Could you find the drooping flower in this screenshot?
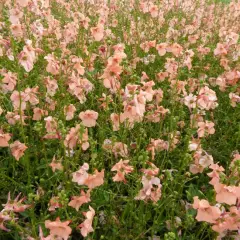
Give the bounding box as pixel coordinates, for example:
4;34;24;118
68;190;91;211
0;212;12;232
77;206;95;237
10;141;27;161
84;169;105;189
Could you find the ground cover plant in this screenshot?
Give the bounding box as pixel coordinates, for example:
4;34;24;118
0;0;240;239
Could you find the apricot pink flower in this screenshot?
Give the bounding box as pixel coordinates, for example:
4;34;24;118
91;24;104;41
10;24;23;38
9;8;23;24
43;116;59;139
197;121;215;138
190;151;214;174
44;77;58;96
49;156;63;172
188;138;201;152
72;163;89;185
140;162;159;176
149;5;158;17
68;190;91;211
214;43;228;56
44;53;60;75
0;212;11;232
79;110;98;127
2;192;31;213
10;141;27;161
72;57;85;75
64;104;76;121
156;43;168;56
0;130;11;147
167;43;183;57
24;87;39;105
18;40;37;72
184;94;197;109
33;108;47;121
110;113;120;131
135;175;162;203
85;169;105;189
147;139;169;160
111;159;134;183
192;196;221;223
208;163;225;185
212;206;240;234
45;217;72;240
112;142;128;158
156;71;168;82
197;86;218;110
229;92;240;107
10;90;28;111
214;183;239;205
16;0;29;7
1;71;17;92
64;125;80;149
78;206;95;237
48;197;62;212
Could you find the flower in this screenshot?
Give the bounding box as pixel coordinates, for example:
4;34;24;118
79;110;98;127
156;43;168;56
84;169;105;189
140;162;159;176
68;190;91;211
77;206;95;237
44;53;60;75
45;217;72;240
197;86;218;110
16;0;29;7
10;141;27;161
184;94;197;109
0;212;11;232
214;183;239;205
33;108;47;121
49;156;63;172
0;130;11;147
2;192;31;213
135;175;162;203
48;197;62;212
91;24;104;41
197;121;215;138
192;196;221;223
72;163;104;189
214;43;228;56
72;163;89;185
111;159;134;183
110;113;120;131
64;104;76;121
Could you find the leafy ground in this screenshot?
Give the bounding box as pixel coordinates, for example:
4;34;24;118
0;0;240;239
